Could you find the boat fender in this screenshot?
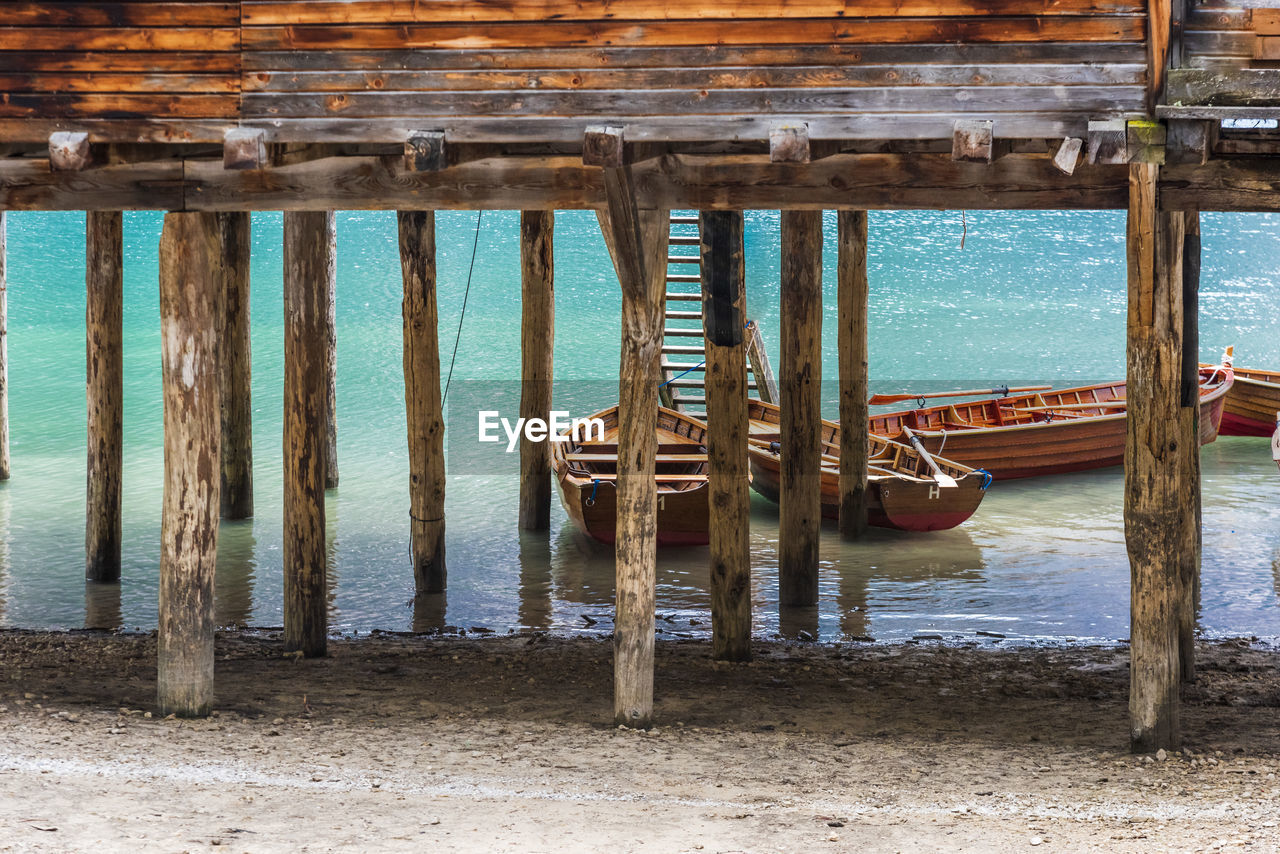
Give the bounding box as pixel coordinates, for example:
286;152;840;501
769;441;781;454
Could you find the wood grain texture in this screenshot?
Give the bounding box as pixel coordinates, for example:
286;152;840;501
778;209;823;607
519;210;555;531
323;219;339;490
157;211;222;718
699;209;751;662
0;28;239;52
399;210;447;594
5;3;239;27
85;211;124;582
1125;162;1186;754
0;213;6;480
837;210;870;540
596;165;669;727
1179;209;1201;684
218;212;253;519
283;211;331;657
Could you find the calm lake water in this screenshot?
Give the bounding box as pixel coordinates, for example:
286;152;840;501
0;209;1277;644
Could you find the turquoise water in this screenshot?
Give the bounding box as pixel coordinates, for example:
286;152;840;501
0;209;1277;643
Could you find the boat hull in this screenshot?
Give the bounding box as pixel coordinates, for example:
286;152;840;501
1219;370;1280;437
555;476;710;546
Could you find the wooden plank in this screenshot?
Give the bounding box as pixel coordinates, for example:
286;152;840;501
1166;68;1280;105
244;0;1146;24
223;128;267;170
1050;136;1084;174
0;118;235;145
699;209;751;662
283;211;332;658
157;211;222;718
399;210;447;594
1255;8;1280;34
0;28;239;52
0;212;7;481
1127;119;1166;165
1164;158;1280;211
952;119;994;162
1088;118;1129;164
218;212;253;519
49;132;93;172
0;73;239;95
837;210;869;540
1183;29;1252;59
241;64;1147;93
243;19;1148;51
85;210;124;583
4;3;239;27
1149;0;1173;108
519;210;555;532
1125;161;1185;753
770;123;810;163
0;52;240;74
778;209;823;608
0;94;237;120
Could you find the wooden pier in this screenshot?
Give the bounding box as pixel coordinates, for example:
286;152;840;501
0;0;1276;751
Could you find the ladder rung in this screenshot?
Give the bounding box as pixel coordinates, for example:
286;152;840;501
666;274;700;283
663;328;704;337
664;361;756;376
673;395;707;406
666;377;757;390
661;345;705;355
665;292;701;301
669;215;699;224
669;236;700;246
665;310;702;320
667;255;700;265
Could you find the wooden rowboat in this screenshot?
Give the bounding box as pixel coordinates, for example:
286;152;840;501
1217;366;1280;438
746;400;989;532
867;366;1234;480
552;405;710;546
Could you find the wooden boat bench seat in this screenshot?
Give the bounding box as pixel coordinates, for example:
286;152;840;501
566;453;709;463
564;473;709;483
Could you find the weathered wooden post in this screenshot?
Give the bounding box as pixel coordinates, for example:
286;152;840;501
519;210;555;531
85;211;123;582
399;210;447;594
219;212;254;520
778;210;823;607
1179;209;1202;683
837;210;870;539
157;211;223;717
0;211;8;482
283;211;332;658
324;217;339;490
700;210;751;661
1125;163;1187;752
588;125;669;727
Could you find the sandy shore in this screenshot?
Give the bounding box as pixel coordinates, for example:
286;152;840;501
0;630;1277;853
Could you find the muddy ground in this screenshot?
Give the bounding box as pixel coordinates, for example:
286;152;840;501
0;630;1277;853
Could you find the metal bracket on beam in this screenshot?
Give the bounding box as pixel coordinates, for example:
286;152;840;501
769;122;811;164
952;120;994;163
1127;120;1168;165
1087;120;1129;165
583;125;625;168
405;131;447;172
223;128;267;171
49;132;93;172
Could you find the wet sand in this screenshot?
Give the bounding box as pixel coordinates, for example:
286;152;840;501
1;631;1278;853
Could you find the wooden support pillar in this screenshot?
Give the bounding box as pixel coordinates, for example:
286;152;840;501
519;210;555;531
1179;208;1202;683
218;212;254;520
700;209;751;662
0;211;8;482
593;128;669;727
778;210;823;607
283;211;332;658
837;210;870;540
1125;163;1187;753
323;216;339;490
157;211;222;717
398;210;447;594
85;211;123;582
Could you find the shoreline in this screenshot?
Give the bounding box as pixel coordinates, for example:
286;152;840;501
1;630;1278;851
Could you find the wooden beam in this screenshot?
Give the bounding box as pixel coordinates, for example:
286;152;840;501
583;125;625;168
85;211;123;583
952;119;994;163
769;123;810;164
595;143;668;727
837;210;870;540
157;211;222;718
283;211;332;658
405;131;447;172
519;210;555;531
49;131;93;172
1088;120;1129;165
778;209;823;607
1165;119;1214;167
1127;120;1167;165
700;209;751;662
399;210;447;594
1125;161;1185;754
323;219;339;490
223;128;267;171
218;212;253;519
1149;0;1173;110
1049;137;1083;175
0;212;8;481
1179;208;1201;684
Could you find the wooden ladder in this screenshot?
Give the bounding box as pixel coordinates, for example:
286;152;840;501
660;212;778;415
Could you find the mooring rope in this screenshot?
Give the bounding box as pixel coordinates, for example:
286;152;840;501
442;209;484;407
657;359;706;390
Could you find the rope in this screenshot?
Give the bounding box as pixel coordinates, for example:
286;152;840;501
977;468;993;490
442;209;483;407
586;479;600;507
658;359;705;390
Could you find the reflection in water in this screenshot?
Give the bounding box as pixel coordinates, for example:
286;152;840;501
326;507;339;623
84;580;122;630
517;530;553;631
778;604;819;640
215;520;257;628
412;591;447;633
1273;546;1280;604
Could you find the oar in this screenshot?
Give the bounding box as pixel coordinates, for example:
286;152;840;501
900;426;958;488
868;384;1054;406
